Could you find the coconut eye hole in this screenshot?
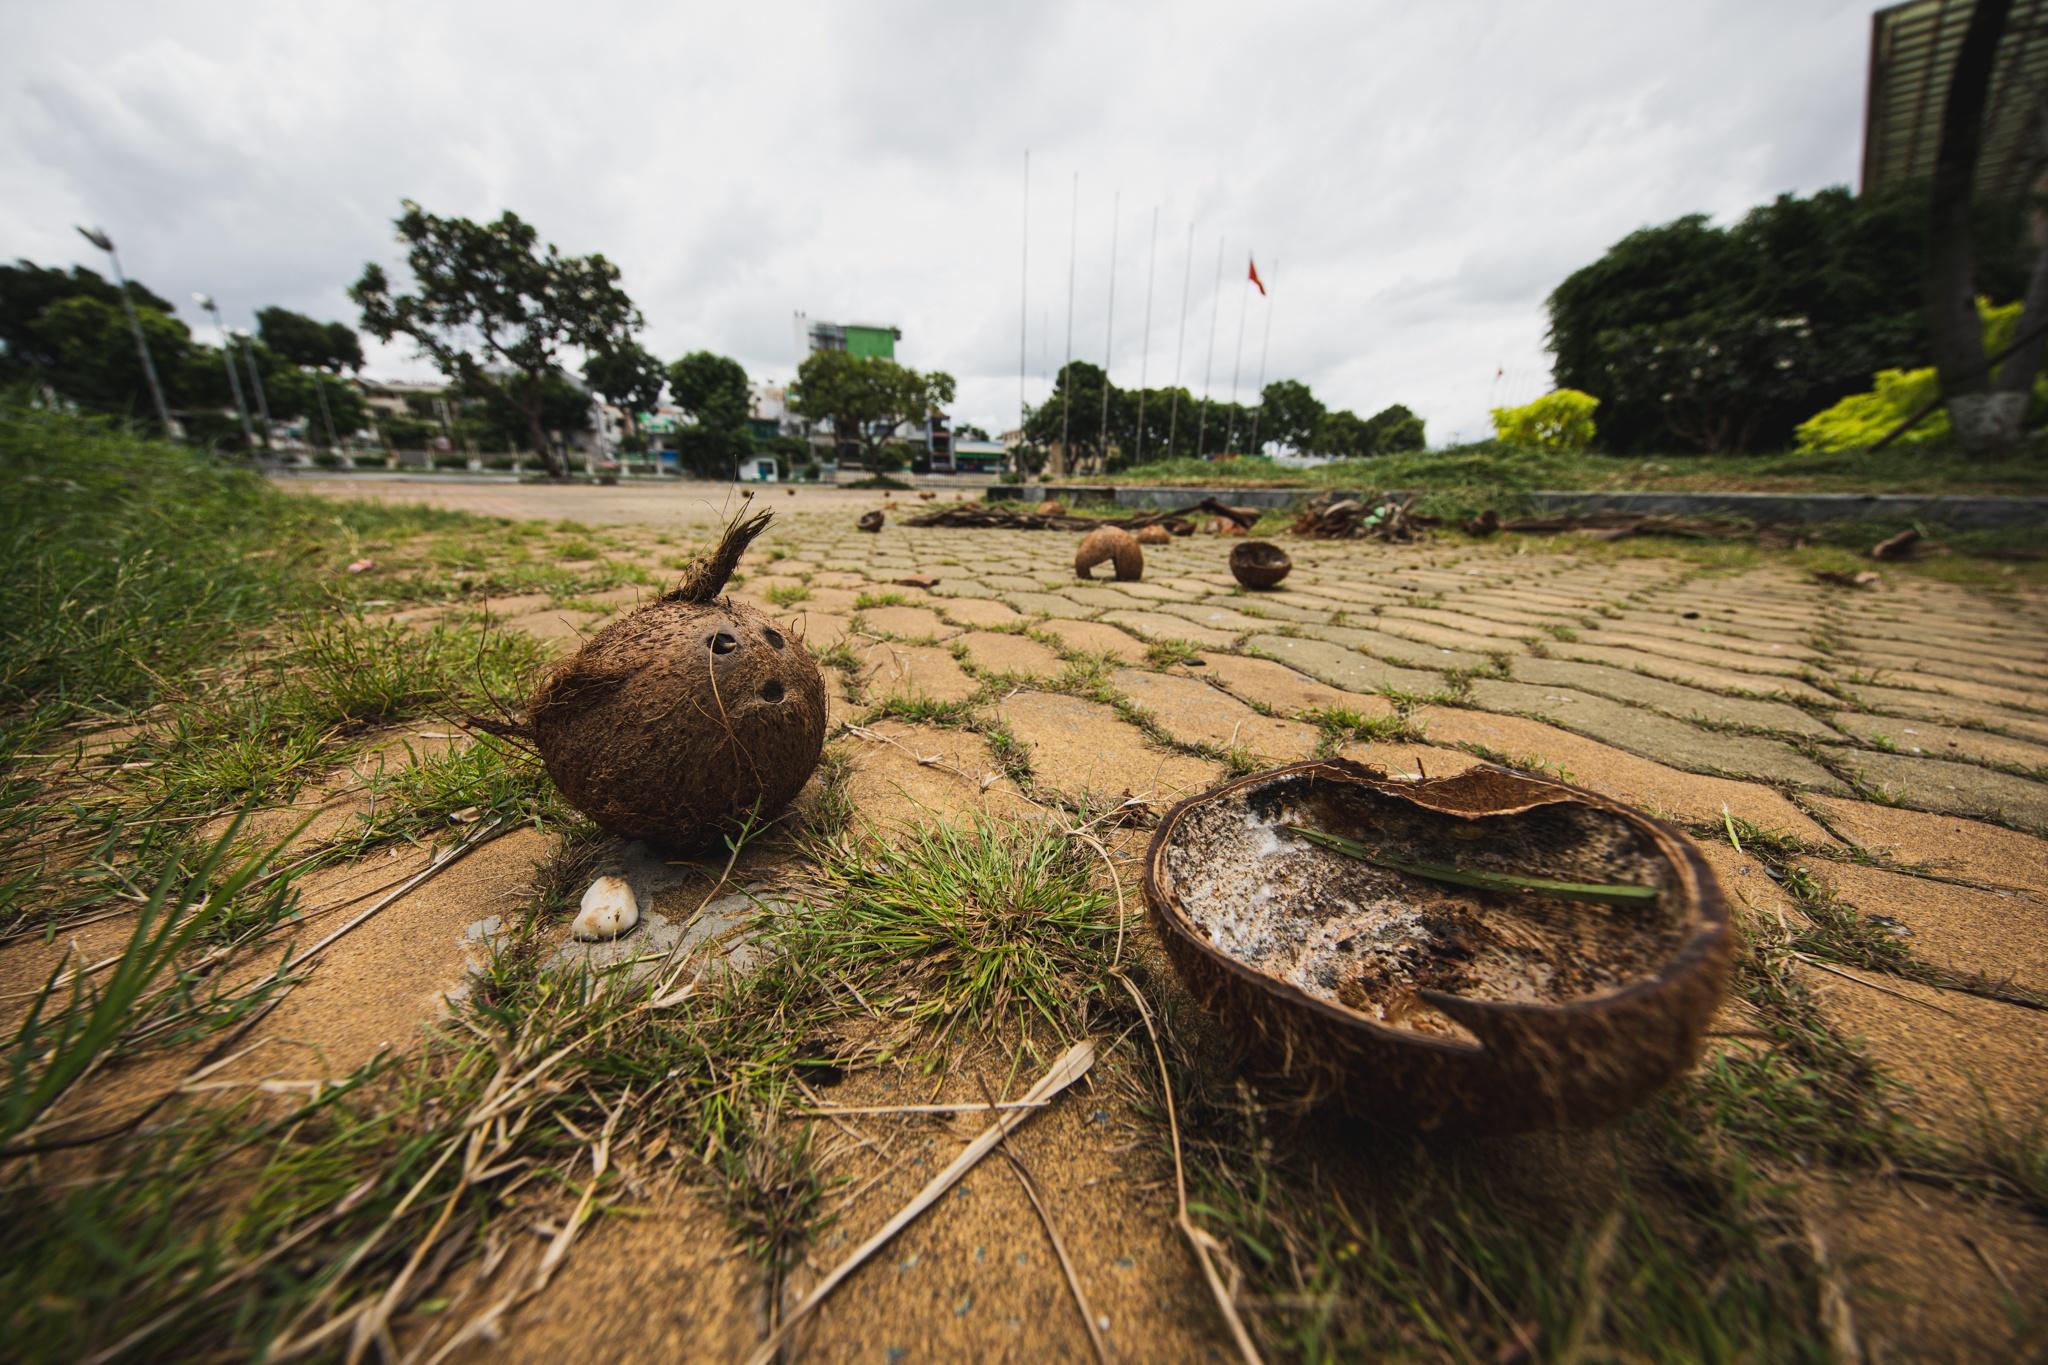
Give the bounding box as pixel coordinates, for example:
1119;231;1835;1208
762;627;785;650
709;630;739;655
760;679;786;703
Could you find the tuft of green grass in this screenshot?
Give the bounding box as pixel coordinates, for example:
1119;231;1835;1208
853;591;908;610
1305;706;1421;748
1143;638;1204;668
763;584;811;606
789;820;1114;1038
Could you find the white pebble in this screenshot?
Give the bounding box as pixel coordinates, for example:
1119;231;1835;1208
572;875;639;941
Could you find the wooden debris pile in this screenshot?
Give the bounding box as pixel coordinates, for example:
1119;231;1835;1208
904;495;1262;535
1291;492;1436;542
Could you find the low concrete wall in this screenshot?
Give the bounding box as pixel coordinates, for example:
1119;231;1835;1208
987;484;2048;528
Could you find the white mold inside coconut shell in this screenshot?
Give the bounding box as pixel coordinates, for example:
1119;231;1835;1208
1160;774;1689;1041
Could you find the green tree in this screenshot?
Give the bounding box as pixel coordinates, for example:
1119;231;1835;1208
584;340;667;453
788;350;955;470
350;201;642;476
667;350;752;478
1547;183;2032;452
1021;361;1112;468
1361;403;1425;453
27;296;196;426
256;306;363;373
1258;379;1324;454
1310;409;1373;459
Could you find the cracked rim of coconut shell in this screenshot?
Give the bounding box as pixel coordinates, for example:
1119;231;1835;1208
1141;759;1728;1054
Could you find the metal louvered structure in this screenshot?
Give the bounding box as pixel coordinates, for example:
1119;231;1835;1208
1861;0;2048;196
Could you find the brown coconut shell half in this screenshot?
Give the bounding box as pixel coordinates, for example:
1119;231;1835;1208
1143;760;1730;1133
1230;540;1292;590
1036;499;1067;517
529;509;828;848
1135;524;1173;545
857;510;884;533
1075;526;1143;581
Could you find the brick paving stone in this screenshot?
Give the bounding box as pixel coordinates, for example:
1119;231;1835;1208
956;631;1067;679
1002;591;1097;619
1334;741;1484;779
1152;601;1277;634
1376;606;1541;641
1844;642;2048;686
1064;585;1153;611
835;721;1036;831
792;612;853;652
1802;859;2047;991
1362;615;1527;657
1415;707;1831;839
1101;611;1240;649
1111;669;1323;761
1601;614;1821;657
929;579;1000;599
1807;796;2048;894
856;641;978;705
1568;628;1817;677
1242;635;1443;697
507;609;603;646
1830;710;2048;772
1035;618;1151;663
938;598;1026;628
1507;657;1839;739
1834;750;2048;827
1845;684;2048;747
1798;965;2047;1141
999;691;1221;804
857;604;957;640
1304;624;1494;672
1543;642;1833;704
1181;653;1396;719
980;574;1043;591
478;591;552;618
1859;669;2042;712
1225;599;1348;626
1461;680;1837;788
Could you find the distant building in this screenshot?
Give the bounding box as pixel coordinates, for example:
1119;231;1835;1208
947;439;1008;474
805;320;901;360
1862;0;2048;198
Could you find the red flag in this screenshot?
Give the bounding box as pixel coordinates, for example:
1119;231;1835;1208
1248;256;1266;295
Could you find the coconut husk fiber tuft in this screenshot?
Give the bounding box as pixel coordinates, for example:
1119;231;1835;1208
529;506;827;848
1143;760;1730;1133
1075;526;1143;580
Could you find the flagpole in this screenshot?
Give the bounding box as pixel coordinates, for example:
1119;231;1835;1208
1195;235;1224;459
1223;255;1251;455
1097;189;1119;472
1018;149;1029;446
1167;219;1193;459
1059;171;1077;477
1247;258;1277;457
1134;205;1158;465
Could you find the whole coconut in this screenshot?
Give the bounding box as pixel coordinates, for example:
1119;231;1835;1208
1075;526;1143;581
529;508;827;848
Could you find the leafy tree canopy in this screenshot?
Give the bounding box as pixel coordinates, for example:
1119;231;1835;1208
256;306;364;373
351;201;642;475
788;350;954;467
1546;183;2033;452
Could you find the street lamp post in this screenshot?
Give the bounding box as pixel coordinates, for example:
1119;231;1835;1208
230;327;274;453
76;226;172;435
193;294;256;450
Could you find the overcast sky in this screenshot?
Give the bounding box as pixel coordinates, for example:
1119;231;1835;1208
2;0;1876;445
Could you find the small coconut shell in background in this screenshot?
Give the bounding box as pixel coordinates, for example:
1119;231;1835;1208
1143;760;1730;1133
1135;524;1173;545
530;509;828;848
1036;500;1067;516
857;510;884;533
1075;526;1144;581
1230;540;1292;590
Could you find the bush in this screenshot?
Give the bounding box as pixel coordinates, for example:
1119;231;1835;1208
431;453;468;470
311;452;344;468
1795;298;2043;453
484;456;517;471
1492;390;1600;452
352;453;387;468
